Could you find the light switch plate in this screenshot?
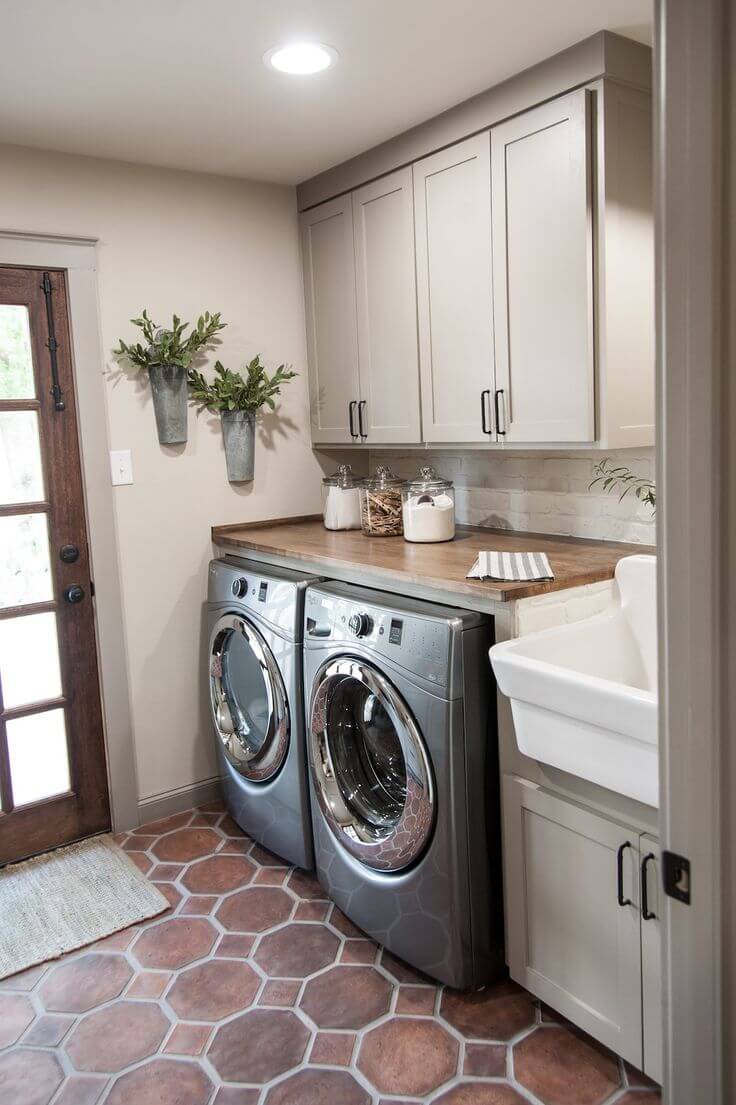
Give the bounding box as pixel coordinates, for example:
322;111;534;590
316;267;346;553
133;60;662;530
110;449;133;486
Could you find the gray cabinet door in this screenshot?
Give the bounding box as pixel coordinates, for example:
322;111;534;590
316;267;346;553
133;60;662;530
503;775;643;1066
300;196;361;444
640;833;662;1084
491;90;595;443
353;169;421;443
413;134;495;443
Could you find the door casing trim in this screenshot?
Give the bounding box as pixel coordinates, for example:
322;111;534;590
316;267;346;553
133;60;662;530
0;230;139;832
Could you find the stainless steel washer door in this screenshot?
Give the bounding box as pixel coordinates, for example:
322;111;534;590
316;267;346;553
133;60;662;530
309;657;435;872
209;613;289;782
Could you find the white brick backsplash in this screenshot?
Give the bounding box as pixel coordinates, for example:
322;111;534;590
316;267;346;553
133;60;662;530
515;579;618;636
370;448;656;546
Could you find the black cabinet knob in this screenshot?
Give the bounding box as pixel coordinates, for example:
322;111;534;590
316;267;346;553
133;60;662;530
64;584;85;604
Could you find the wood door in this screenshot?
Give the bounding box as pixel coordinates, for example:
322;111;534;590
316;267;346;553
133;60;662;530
413;133;496;443
352;168;421;443
502;776;643;1066
0;266;109;865
640;833;662;1084
491;89;595;443
300;195;361;444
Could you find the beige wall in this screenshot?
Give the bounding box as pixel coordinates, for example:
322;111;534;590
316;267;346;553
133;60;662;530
0;142;324;807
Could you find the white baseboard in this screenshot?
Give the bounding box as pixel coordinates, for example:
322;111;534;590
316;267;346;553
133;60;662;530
134;776;223;830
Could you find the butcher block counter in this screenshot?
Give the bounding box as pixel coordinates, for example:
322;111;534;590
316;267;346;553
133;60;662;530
211;516;653;614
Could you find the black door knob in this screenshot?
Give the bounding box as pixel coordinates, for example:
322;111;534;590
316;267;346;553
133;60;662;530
60;544;80;564
64;585;85;604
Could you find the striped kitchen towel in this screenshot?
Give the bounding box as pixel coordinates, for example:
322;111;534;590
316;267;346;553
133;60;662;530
467;551;554;582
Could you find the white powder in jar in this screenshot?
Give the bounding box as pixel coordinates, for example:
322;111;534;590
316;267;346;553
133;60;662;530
402;493;455;543
323;484;362;530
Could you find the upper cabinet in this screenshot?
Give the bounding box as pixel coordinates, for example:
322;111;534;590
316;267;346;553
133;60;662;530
491;90;595;443
301;196;360;445
300;172;422;446
299;71;654;451
353;169;421;443
413;135;495;443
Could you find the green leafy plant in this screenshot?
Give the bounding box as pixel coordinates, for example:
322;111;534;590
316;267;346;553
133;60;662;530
114;309;225;370
187;357;297;414
590;459;656;511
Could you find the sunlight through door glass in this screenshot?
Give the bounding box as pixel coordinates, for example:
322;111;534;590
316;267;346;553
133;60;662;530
0;305;35;400
0;612;62;709
0;411;45;505
0;513;53;608
7;709;71;806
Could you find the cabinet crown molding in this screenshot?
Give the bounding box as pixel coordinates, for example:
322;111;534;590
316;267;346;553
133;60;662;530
296;30;651;212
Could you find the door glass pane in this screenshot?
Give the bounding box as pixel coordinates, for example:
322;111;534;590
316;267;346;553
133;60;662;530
0;305;35;400
0;612;62;709
0;411;45;504
0;513;53;608
6;709;71;806
326;675;407;832
214;627;271;757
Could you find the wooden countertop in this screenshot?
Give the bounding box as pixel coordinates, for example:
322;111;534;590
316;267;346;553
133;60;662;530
211;516;653;604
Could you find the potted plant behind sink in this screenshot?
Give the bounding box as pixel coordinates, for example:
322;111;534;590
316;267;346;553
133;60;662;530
188;357;296;482
114;310;225;444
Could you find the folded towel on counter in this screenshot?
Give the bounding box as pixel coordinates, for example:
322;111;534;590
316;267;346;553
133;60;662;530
467;551;554;582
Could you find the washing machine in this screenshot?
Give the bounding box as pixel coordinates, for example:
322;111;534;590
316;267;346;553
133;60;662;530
207;556;318;869
304;580;505;989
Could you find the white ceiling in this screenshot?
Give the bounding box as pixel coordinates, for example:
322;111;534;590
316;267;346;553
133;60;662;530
0;0;652;185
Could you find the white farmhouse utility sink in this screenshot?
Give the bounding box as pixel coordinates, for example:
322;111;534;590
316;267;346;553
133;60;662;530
490;555;658;807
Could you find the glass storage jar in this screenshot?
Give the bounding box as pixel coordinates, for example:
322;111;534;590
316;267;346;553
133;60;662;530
360;465;404;537
401;466;455;543
322;464;362;531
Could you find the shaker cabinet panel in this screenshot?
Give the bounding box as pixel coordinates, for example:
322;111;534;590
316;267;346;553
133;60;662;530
503;776;643;1067
491;90;595;443
413;134;496;443
353;169;421;443
300;196;361;444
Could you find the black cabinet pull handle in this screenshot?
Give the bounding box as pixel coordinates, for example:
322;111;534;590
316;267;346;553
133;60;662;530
641;852;657;920
357;400;367;440
494;389;506;435
480;389;492;435
617;841;633;906
348;400;358;439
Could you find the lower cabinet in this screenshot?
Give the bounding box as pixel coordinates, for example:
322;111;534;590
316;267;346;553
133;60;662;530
502;776;662;1080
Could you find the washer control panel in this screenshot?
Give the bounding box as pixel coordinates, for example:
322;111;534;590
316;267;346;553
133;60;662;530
305;588;454;689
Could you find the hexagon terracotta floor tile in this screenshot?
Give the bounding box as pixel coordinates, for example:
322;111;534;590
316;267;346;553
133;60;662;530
0;804;663;1105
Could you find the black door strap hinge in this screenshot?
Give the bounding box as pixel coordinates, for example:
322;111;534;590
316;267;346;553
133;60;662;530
663;850;691;904
40;271;65;412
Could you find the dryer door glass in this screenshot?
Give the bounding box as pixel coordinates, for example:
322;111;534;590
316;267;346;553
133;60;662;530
309;657;434;872
209;614;289;782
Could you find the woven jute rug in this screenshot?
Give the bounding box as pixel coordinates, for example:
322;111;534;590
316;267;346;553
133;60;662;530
0;834;168;980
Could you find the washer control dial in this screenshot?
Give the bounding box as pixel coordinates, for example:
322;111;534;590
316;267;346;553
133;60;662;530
348;612;372;638
231;577;249;599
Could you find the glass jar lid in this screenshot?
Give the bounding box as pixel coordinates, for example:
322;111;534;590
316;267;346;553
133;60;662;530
405;465;453;493
323;463;360;489
363;464;404;491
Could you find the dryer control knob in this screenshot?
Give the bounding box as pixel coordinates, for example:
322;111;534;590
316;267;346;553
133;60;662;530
231;577;248;599
348;612;372;637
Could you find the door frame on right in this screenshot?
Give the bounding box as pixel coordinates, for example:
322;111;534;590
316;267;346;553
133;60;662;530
655;0;735;1101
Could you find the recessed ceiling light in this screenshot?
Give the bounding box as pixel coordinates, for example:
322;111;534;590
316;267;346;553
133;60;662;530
264;42;338;75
